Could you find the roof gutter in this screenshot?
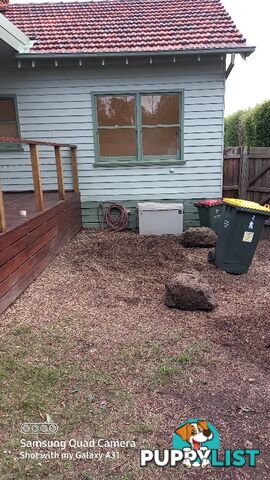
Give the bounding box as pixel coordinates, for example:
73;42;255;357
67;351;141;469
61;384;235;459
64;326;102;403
15;46;256;59
225;53;236;79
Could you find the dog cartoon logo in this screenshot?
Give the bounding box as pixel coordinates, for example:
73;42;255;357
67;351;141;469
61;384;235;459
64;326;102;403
176;420;213;451
172;418;220;468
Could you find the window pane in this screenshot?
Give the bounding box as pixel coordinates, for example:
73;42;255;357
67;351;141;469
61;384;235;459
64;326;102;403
0;99;16;122
141;94;180;125
97;96;135;126
99;128;136;157
142;127;179;156
0;123;18;137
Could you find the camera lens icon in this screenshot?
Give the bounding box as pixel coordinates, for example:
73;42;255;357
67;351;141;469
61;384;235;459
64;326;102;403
48;424;58;434
20;423;31;434
20;423;58;434
40;424;49;433
31;424;39;434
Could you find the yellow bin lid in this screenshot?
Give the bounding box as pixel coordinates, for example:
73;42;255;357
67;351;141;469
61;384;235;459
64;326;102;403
223;197;270;214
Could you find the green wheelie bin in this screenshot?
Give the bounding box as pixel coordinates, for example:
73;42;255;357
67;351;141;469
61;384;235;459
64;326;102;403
212;198;270;274
194;199;223;233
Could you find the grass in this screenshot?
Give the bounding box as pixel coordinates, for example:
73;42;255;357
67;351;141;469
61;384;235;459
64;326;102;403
0;325;140;479
152;343;209;387
0;350;70;416
177;345;201;364
0;321;212;479
13;326;32;336
130;424;154;435
156;365;177;382
0;331;201;479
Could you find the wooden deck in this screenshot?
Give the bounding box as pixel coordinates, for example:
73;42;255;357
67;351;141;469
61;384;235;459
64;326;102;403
0;191;82;314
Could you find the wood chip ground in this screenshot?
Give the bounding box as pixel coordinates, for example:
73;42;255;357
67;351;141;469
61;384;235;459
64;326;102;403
0;230;269;479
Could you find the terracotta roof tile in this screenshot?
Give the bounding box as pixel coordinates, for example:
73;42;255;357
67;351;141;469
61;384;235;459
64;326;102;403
3;0;249;54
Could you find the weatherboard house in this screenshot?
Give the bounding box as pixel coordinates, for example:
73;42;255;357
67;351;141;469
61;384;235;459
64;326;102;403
0;0;254;229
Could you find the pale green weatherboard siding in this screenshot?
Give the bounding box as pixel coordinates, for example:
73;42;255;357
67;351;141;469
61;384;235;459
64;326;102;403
0;58;225;228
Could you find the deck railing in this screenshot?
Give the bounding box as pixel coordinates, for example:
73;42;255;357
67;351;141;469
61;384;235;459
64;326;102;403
0;136;79;233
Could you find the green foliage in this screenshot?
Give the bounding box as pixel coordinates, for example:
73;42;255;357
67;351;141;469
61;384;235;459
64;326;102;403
252;101;270;146
224;110;244;147
224;100;270;147
243;109;256;147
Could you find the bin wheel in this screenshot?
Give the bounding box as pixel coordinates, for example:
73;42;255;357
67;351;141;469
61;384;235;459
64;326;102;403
208;250;215;264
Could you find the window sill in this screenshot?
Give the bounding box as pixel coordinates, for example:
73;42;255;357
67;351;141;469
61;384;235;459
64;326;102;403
94;160;186;168
0;146;24;153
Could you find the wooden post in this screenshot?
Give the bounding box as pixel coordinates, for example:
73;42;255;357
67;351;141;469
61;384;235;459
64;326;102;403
71;147;79;193
30;144;44;212
54;146;65;200
0;183;6;233
239;146;249;199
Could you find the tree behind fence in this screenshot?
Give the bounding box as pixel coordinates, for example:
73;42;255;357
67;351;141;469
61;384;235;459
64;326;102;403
224;100;270;147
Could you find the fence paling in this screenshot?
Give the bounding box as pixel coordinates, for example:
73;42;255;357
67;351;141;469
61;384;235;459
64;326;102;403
30;144;44;212
54;146;65;201
239;147;249;199
71;147;79;193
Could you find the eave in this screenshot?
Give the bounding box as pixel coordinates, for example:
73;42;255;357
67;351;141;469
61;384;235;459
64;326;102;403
0;12;33;53
15;46;256;60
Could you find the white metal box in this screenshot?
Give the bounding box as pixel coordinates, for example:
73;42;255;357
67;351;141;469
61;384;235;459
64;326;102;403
137;202;184;235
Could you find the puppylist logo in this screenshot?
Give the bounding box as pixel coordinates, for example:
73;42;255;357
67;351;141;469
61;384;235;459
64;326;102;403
140;419;260;469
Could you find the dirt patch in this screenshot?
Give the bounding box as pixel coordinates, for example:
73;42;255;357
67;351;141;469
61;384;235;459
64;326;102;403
0;230;269;480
